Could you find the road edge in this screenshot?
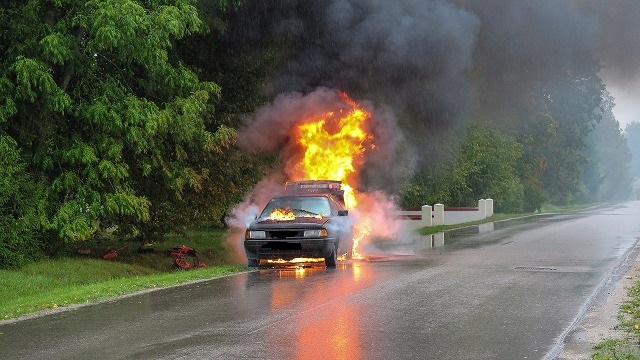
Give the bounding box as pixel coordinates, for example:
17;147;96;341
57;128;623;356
547;235;640;359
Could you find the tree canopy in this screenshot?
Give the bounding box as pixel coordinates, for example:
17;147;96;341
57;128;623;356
626;122;640;179
0;0;239;264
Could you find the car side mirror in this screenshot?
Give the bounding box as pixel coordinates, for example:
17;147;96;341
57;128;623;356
338;210;348;216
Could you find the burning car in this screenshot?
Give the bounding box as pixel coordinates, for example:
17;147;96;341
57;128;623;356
244;180;353;268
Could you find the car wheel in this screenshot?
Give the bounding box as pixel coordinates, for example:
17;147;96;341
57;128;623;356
325;247;337;268
247;258;259;267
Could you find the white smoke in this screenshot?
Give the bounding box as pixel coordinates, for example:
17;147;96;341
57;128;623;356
224;175;286;261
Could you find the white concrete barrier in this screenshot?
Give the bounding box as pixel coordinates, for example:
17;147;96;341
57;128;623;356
394;199;493;230
390;205;433;231
433;204;444;225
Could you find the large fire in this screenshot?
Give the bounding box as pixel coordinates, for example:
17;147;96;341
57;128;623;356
290;92;373;259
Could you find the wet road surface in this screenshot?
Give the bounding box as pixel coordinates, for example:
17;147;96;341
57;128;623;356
1;202;640;359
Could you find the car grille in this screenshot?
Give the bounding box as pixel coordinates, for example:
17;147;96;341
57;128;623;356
266;230;304;239
261;241;303;251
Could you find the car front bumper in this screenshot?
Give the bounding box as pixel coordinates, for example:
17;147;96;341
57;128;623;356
244;237;338;261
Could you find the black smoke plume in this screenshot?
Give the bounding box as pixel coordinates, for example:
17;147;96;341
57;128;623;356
230;0;640;181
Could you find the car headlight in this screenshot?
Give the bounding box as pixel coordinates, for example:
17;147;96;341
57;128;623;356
303;229;328;238
246;230;266;239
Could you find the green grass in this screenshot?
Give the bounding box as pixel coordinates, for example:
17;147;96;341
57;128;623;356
592;282;640;359
66;229;236;272
592;339;640;360
417;203;595;236
0;229;246;321
418;213;530;235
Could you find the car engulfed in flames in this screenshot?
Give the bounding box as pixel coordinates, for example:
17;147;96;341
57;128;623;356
244;180;353;268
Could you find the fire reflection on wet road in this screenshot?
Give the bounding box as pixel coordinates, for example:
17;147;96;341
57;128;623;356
1;202;640;360
262;264;366;360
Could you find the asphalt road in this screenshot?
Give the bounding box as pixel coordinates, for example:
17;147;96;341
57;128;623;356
2;202;640;360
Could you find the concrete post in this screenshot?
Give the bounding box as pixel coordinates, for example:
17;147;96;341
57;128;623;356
421;205;433;227
433;203;444;225
422;234;433;249
486;199;494;217
433;232;445;247
478;199;487;220
479;222;494;232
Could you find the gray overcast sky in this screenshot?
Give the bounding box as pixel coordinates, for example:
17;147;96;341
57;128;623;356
605;76;640;129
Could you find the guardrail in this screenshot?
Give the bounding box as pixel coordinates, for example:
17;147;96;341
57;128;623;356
391;199;494;231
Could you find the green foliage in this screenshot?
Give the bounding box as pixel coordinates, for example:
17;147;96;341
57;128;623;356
0;135;47;268
626;122;640;178
580;92;632;202
399;125;528;213
453;125;525;212
592;339;640;360
0;0;243;255
0;228;242;319
592;279;640;359
537;62;605;205
522;182;547;212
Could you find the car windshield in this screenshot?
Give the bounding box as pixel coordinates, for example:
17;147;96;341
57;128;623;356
259;196;332;218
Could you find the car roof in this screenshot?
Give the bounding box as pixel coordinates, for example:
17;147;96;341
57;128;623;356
284;180;345;204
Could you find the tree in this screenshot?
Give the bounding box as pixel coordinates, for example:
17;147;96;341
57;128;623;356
536;63;605;205
580;92;632;202
0;135;47;268
450;125;525;212
626;122;640;179
399;125;527;213
0;0;236;248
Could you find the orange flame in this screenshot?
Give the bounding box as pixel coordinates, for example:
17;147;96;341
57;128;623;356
266;258;324;265
268;208;296;221
291;93;373;259
268;208;323;221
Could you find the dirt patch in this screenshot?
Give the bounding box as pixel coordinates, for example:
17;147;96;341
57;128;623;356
558;258;640;359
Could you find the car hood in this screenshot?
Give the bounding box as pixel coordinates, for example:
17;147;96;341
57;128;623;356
249;216;329;229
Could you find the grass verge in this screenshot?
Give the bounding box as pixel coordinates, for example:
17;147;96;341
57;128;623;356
0;229;246;321
418;213;530;235
418;203;596;236
592;282;640;359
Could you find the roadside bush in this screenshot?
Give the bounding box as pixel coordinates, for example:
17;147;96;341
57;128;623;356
522;182;548;213
491;176;525;213
0;135;46;268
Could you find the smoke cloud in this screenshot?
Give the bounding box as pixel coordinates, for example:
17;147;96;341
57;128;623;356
454;0;640;125
231;0;640;127
225;1;640;259
261;0;480;129
238;87;402;191
576;1;640;126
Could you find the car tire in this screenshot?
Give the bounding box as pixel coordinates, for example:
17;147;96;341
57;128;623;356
325;247;337;268
247;258;259;267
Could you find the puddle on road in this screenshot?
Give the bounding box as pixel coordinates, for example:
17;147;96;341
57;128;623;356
362;213;587;258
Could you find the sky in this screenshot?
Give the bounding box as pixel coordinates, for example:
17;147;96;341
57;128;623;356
605;76;640;129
